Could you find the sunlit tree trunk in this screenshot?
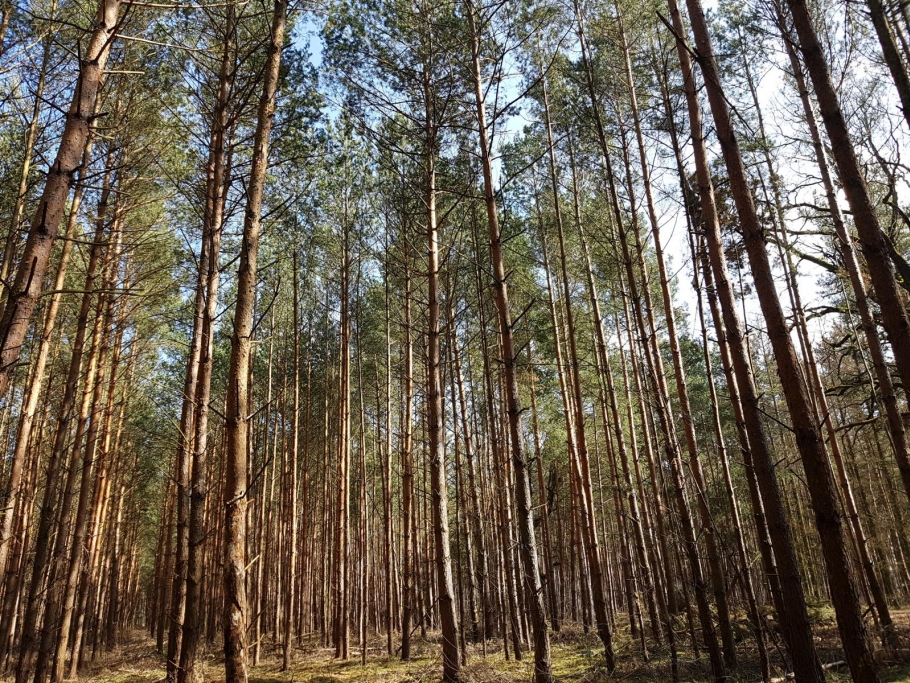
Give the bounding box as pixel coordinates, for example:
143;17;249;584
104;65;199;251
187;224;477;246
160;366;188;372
425;97;461;679
466;7;551;679
223;0;287;678
180;29;232;683
0;0;122;398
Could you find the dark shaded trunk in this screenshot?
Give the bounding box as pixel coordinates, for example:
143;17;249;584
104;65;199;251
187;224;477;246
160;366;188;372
679;0;880;678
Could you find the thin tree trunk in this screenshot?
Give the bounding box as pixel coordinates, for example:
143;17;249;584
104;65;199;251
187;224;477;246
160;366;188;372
383;248;395;655
538;61;615;672
51;223;122;683
180;18;232;677
528;351;559;634
333;202;351;661
400;247;414;661
223;0;287;678
425;72;461;679
0;7;54;301
0;0;122;398
864;0;910;130
283;250;301;670
678;0;880;678
466;8;551;680
662;3;827;677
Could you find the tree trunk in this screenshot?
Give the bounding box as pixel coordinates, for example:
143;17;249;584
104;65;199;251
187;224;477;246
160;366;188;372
466;7;551;680
0;8;53;302
400;247;414;661
180;16;232;677
680;0;880;678
538;59;615;671
223;0;286;678
0;0;122;398
333;201;351;661
283;249;301;670
425;71;462;680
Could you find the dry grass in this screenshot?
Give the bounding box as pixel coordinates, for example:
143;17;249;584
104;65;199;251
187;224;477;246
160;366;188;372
8;616;910;683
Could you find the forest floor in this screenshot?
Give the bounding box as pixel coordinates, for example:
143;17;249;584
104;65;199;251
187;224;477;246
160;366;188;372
19;614;910;683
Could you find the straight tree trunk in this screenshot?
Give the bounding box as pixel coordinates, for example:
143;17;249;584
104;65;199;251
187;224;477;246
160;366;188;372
0;0;122;398
740;27;897;645
447;300;481;644
383;249;395;655
283;250;301;670
572;7;724;671
466;8;551;680
679;0;880;678
451;312;489;646
615;12;738;665
783;0;910;409
400;248;415;661
222;0;287;678
333;204;351;661
528;353;560;633
566;145;661;649
180;16;232;677
864;0;910;131
424;76;462;678
50;222;122;683
538;61;615;672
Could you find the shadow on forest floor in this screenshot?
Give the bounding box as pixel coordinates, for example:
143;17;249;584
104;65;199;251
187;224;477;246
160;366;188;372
7;615;910;683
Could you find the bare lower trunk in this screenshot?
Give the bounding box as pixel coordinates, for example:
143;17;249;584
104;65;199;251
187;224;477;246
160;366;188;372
538;57;615;671
664;1;825;677
467;9;550;679
400;252;414;662
283;251;300;670
180;20;232;677
681;0;880;678
425;80;461;680
223;0;286;679
333;206;350;661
